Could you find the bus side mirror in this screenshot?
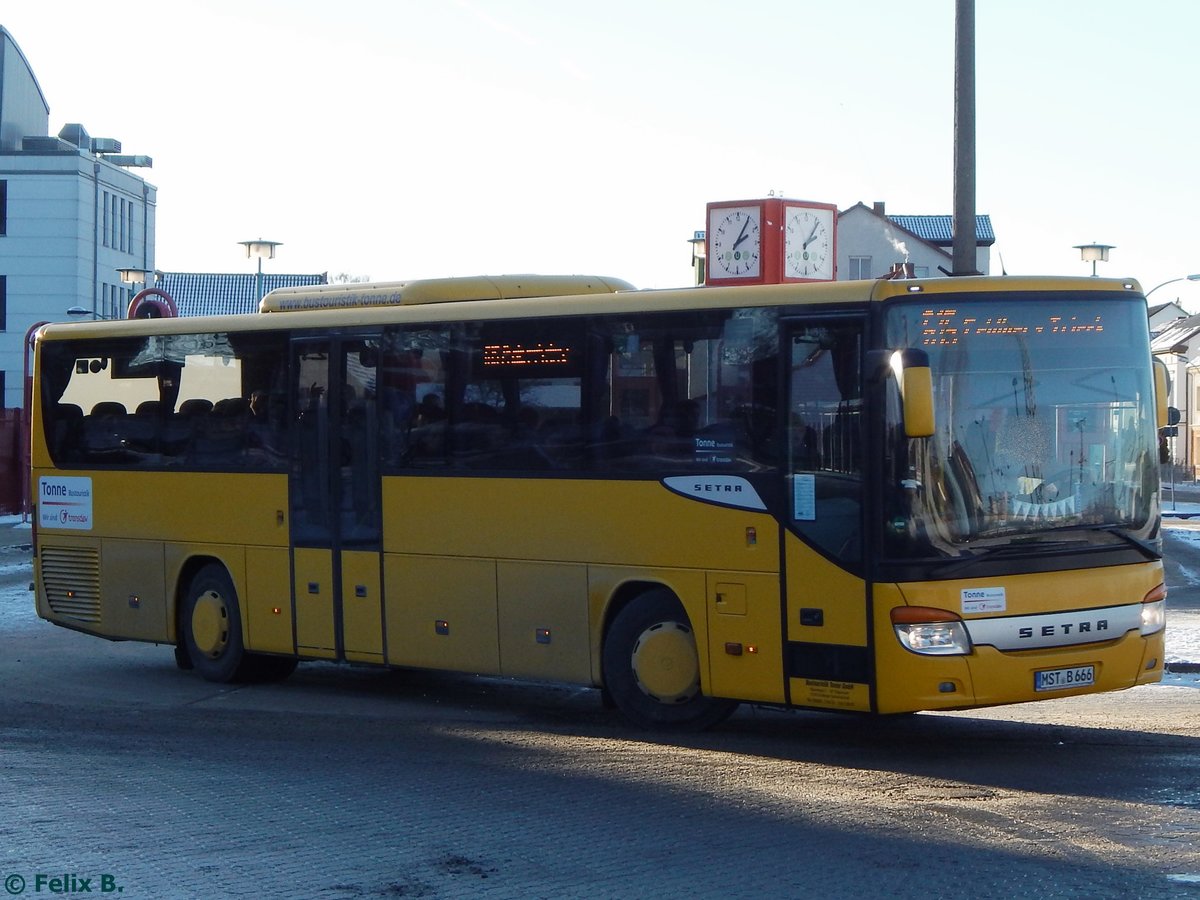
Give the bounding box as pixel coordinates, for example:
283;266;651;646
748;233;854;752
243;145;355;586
891;349;935;438
1153;358;1171;429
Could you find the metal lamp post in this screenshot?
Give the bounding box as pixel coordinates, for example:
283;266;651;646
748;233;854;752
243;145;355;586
239;239;282;301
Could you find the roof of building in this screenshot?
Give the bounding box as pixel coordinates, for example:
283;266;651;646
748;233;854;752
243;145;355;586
1149;300;1188;318
0;26;51;125
887;214;995;245
156;272;328;316
1150;313;1200;357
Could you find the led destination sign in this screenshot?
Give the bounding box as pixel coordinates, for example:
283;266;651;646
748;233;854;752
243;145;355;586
918;307;1106;347
482;342;574;367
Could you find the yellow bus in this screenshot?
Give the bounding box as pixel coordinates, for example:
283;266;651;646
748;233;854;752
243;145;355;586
29;273;1168;728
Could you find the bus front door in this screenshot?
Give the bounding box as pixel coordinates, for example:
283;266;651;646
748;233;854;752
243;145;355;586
289;337;384;663
784;318;872;713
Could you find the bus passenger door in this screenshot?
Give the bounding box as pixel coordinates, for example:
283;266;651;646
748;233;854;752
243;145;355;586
290;337;384;663
784;319;872;713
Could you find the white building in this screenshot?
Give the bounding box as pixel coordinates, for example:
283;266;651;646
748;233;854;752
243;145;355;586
0;26;157;409
837;201;993;280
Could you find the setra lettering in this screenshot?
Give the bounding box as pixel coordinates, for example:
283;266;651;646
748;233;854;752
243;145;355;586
693;483;742;494
1019;619;1109;640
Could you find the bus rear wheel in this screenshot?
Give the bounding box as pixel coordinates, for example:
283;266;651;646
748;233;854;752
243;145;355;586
603;589;738;730
181;563;251;683
181;565;298;683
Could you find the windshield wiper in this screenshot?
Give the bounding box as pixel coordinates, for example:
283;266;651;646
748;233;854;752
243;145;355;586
939;527;1160;573
1086;524;1160;561
938;539;1092;575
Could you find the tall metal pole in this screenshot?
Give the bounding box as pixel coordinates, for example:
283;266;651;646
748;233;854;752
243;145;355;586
952;0;978;276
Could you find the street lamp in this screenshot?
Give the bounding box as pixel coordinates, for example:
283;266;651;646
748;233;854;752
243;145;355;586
238;239;282;301
689;230;706;286
116;267;155;287
1145;273;1200;299
1074;242;1114;276
66;306;117;319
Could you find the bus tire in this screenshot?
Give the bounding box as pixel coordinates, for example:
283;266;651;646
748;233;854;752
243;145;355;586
602;589;738;730
181;563;250;683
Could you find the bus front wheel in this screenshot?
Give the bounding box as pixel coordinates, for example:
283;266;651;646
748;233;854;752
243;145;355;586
181;563;249;683
602;590;738;730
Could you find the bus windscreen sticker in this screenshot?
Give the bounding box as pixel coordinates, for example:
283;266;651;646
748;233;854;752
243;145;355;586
793;474;816;521
662;476;767;511
962;587;1006;614
39;476;93;530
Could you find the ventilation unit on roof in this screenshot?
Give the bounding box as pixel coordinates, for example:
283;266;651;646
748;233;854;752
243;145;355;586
91;137;122;153
105;155;153;168
58;123;91;147
22;135;75;152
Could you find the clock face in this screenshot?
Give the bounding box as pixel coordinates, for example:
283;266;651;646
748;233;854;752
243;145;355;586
784;206;834;280
709;206;762;279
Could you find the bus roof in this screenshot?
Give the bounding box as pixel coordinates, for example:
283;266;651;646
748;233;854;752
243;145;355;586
258;274;637;312
35;274;1144;342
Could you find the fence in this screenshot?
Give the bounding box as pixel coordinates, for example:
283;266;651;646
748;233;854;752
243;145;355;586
0;409;23;515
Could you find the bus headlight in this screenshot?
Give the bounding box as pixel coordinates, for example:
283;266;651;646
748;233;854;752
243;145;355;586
1140;601;1165;636
1140;584;1166;636
892;607;971;656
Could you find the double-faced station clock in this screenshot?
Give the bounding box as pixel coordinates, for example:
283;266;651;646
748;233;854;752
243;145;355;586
705;198;838;285
708;204;763;281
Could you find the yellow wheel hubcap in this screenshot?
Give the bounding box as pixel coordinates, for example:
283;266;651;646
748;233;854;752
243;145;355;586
630;621;699;703
191;590;229;659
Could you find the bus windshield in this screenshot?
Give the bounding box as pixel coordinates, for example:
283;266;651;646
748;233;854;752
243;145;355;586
882;293;1159;560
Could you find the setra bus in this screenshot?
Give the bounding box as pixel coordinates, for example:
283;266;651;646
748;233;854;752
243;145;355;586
29;273;1168;728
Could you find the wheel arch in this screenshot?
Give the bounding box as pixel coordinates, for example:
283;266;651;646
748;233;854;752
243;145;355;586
601;579;686;647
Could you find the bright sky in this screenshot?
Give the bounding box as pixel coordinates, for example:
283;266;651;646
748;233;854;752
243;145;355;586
5;1;1200;303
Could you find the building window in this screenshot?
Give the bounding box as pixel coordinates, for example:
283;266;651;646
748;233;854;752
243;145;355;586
0;180;7;235
0;275;6;331
848;256;872;279
102;192;110;248
127;200;135;255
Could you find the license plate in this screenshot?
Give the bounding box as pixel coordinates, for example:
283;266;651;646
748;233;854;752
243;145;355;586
1034;665;1095;692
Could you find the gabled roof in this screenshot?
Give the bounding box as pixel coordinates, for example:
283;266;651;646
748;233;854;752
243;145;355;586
1149;300;1188;318
837;202;994;254
157;272;328;317
887;214;995;246
1150;313;1200;356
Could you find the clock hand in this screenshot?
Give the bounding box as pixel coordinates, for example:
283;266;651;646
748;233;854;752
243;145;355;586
732;217;751;250
802;220;820;249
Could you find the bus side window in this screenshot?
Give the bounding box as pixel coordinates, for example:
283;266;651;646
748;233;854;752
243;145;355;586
598;308;779;472
379;328;449;469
